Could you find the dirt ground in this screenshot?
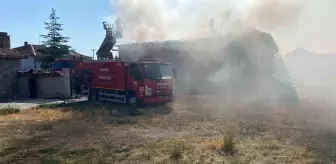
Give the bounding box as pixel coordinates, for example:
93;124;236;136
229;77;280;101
0;97;335;164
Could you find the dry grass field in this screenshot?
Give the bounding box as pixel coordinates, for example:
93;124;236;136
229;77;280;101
0;97;335;164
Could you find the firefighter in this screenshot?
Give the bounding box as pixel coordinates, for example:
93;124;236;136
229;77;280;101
28;69;37;98
74;74;83;97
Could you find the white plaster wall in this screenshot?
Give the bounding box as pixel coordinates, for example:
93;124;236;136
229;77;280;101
20;56;41;70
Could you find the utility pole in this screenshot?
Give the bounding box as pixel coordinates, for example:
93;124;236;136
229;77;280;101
91;48;95;60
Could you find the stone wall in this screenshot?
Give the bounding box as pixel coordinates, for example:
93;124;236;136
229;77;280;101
0;59;20;99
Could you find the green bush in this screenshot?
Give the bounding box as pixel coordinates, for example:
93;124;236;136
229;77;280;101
0;105;20;116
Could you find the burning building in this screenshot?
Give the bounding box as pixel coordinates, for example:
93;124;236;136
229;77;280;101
117;29;299;106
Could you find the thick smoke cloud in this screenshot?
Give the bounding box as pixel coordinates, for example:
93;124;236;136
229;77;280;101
245;0;303;30
108;0;336;54
107;0;336;107
109;0;304;43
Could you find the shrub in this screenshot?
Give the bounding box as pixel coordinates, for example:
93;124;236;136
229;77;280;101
162;139;192;161
222;131;235;155
0;105;20;116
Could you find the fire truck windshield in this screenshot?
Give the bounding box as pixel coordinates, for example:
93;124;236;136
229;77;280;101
144;63;174;80
52;60;75;70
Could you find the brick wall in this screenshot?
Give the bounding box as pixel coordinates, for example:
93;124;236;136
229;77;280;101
0;59;20;98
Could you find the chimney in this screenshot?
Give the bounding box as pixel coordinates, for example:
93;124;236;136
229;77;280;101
24;41;28;47
0;32;10;49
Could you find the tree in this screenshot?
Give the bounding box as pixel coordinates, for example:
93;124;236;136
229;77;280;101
40;8;71;69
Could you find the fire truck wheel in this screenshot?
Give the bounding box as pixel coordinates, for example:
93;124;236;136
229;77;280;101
91;93;96;101
88;88;97;101
128;96;137;107
126;91;137;106
127;91;145;108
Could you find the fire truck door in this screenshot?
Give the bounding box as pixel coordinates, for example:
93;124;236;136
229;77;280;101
127;64;141;91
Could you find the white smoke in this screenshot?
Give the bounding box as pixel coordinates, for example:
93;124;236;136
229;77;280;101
108;0;304;43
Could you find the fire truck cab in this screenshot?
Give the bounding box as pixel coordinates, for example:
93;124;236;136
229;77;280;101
86;59;176;106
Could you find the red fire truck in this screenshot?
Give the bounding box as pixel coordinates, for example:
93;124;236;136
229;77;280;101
80;59;176;106
51;21;176;105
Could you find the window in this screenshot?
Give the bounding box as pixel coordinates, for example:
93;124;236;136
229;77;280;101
130;64;137;77
130;63;142;80
144;63;174;80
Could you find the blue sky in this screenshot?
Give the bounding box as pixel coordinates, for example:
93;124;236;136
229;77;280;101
0;0;114;57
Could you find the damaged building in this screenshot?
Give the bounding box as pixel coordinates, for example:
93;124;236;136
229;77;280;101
117;29;298;105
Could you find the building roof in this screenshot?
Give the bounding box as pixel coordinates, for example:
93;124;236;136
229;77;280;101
13;44;45;56
13;43;45;60
0;48;25;59
13;42;92;60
